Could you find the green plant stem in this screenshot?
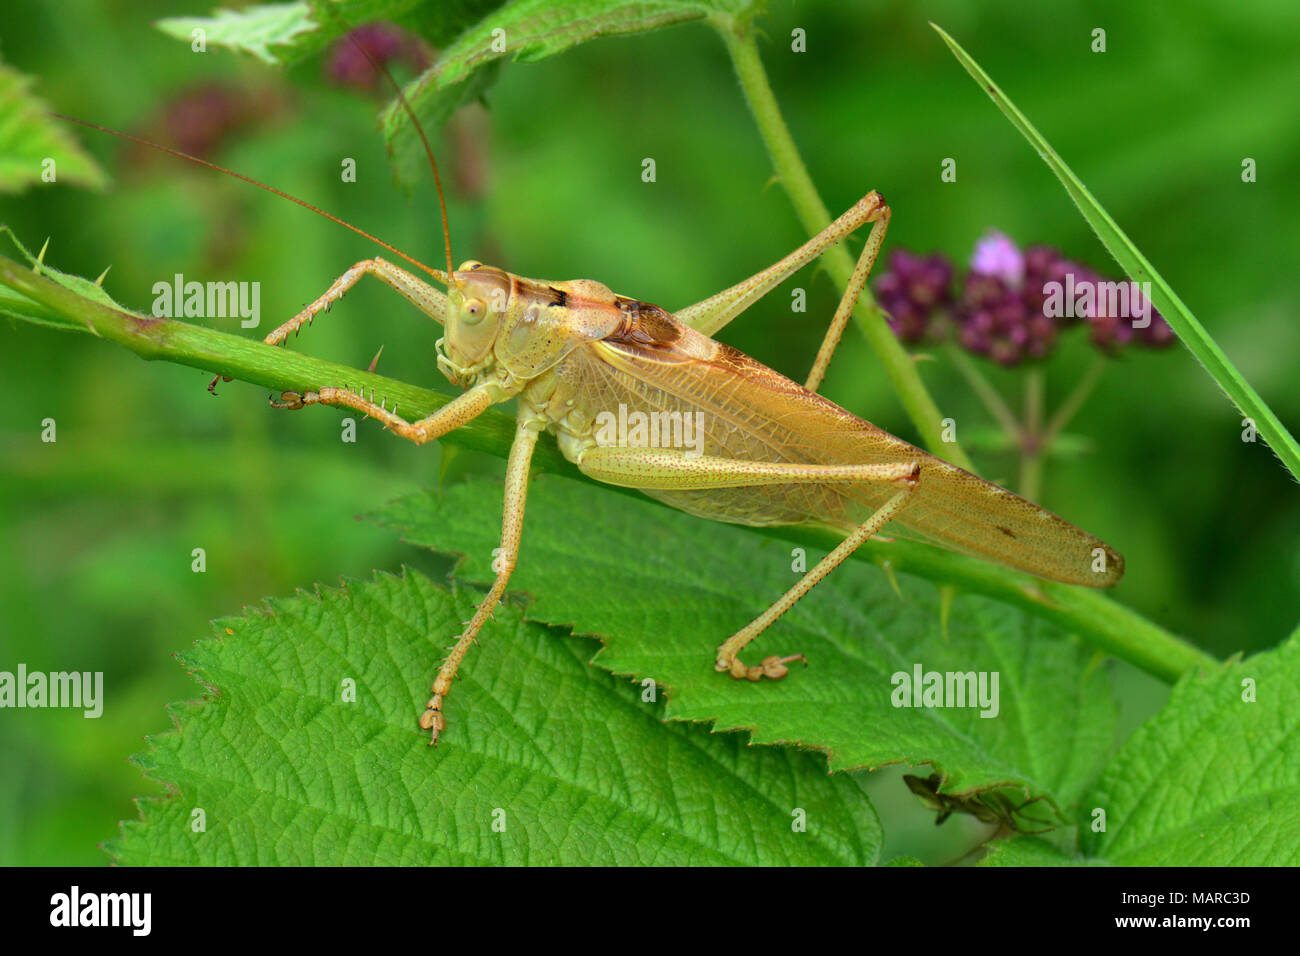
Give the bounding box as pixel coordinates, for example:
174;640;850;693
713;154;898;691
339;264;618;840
1018;449;1043;501
933;22;1300;484
713;15;976;474
1023;358;1107;501
944;341;1024;444
1042;355;1106;448
0;252;1219;683
1019;367;1045;500
1024;367;1044;436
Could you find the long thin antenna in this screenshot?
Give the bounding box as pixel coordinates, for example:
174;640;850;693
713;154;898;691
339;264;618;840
325;8;458;289
52;112;450;286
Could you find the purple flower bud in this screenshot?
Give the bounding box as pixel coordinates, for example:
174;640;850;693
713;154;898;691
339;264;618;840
874;249;955;342
955;272;1052;367
1123;288;1177;348
970;230;1025;288
158;84;261;160
1085;277;1135;352
1022;245;1072;321
1140;309;1176;347
327;23;430;94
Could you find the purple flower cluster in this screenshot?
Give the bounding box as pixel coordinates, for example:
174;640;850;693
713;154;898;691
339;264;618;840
958;270;1056;366
875;250;953;342
154;84;266;160
326;23;430;93
875;230;1175;365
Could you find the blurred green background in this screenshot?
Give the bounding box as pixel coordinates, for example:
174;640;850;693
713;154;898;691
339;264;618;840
0;0;1296;865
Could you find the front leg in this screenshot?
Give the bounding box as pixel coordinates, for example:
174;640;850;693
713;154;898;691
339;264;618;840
262;257;449;348
271;382;493;445
208;257;449;391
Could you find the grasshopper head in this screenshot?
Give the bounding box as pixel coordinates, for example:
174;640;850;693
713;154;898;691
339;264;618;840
440;260;511;383
439;263;626;387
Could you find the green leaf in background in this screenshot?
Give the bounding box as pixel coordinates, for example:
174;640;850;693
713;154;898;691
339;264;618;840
382;59;501;185
0;60;107;194
932;23;1300;484
155;1;511;67
377;0;749;182
108;570;881;865
153;1;743;181
156;3;323;66
375;474;1118;821
1078;630;1300;865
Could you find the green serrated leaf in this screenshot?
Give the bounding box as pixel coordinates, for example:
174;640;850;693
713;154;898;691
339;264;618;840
383;59;501;186
979;835;1103;866
157;3;322;66
373;473;1119;819
1078;631;1300;865
154;1;498;67
108;569;880;865
0;60;107;193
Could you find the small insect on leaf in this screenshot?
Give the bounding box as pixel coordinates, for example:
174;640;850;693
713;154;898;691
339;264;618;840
904;773;1056;834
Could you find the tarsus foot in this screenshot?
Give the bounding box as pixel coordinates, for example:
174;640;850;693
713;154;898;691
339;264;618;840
419;694;446;746
716;652;807;681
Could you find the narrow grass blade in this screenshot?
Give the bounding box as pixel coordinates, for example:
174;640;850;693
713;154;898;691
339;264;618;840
933;23;1300;483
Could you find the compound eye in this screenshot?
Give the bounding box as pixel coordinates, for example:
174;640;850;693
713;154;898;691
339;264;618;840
458;259;483;272
462;297;487;324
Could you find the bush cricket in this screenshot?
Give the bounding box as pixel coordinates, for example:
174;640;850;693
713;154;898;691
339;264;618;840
58;32;1122;747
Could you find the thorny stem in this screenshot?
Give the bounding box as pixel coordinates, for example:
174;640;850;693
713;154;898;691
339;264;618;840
714;15;977;474
0;251;553;471
0;252;1220;683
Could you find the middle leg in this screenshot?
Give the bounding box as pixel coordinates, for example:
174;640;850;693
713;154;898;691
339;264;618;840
421;415;543;744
